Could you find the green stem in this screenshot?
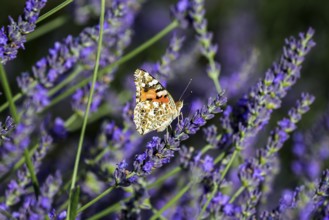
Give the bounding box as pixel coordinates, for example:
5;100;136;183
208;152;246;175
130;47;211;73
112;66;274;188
37;0;73;23
42;20;179;111
65;103;114;132
93;145;112;163
100;20;178;75
198;183;218;219
0;64;19;122
0;65;40;198
66;0;105;218
27;16;68;42
211;75;221;94
150;183;192;220
64;113;79;129
23;149;40;199
220;150;238;181
229;186;245;203
214;152;225;164
78;186;115;213
86;198;128;220
0;209;14;219
0;143;39;183
147;167;181;189
0;93;22;113
0;20;179;114
200;144;214;155
208;59;222;93
80;143;214;218
48;66;84;96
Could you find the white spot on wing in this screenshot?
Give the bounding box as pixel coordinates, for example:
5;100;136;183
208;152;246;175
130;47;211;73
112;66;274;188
148;79;158;86
156;90;168;97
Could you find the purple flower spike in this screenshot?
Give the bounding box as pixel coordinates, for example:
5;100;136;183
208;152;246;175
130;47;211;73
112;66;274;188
0;0;325;217
0;116;15;142
189;0;221;85
218;28;315;157
52;117;67;138
155;34;185;79
171;0;190;28
114;93;226;186
0;0;47;64
236;93;314;219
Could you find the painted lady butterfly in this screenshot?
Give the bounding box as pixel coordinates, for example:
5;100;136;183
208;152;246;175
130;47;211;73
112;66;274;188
133;69;183;135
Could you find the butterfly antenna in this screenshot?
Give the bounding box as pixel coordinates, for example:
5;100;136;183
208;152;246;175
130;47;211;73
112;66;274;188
179;79;192;101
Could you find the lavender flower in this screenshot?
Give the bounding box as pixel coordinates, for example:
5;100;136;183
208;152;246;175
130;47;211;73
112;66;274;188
171;0;190;28
70;1;137;114
73;0;112;24
0;0;47;64
118;182;150;220
261;170;329;219
291;106;329;180
1;171;63;218
237;93;314;218
52;117;67;138
83;120;140;189
220;49;259;98
312;170;329;218
115;94;226;186
16;0;139;113
0;116;15;143
72;81;107;114
152;34;185;80
218;28;315;155
259;187;303;219
189;0;221;92
4;127;52;207
0;0;325;219
17;74;50;112
0;105;37;177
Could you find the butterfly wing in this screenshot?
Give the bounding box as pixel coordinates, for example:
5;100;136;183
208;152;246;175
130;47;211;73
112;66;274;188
133;69;179;135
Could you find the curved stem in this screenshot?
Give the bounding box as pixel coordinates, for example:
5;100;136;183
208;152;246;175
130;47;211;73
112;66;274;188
66;0;105;218
86;198;128;220
0;93;22;113
220;150;238;181
214;152;225;164
0;20;179;113
37;0;73;23
27;16;68;42
229;186;245;203
0;64;19;122
0;65;40;198
0;143;39;183
150;183;192;220
48;65;83;96
147;167;181;189
78;186;115;213
198;183;218;219
42;20;179;112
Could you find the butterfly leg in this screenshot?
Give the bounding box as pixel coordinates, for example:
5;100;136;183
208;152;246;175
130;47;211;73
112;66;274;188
178;111;184;126
166;127;170;138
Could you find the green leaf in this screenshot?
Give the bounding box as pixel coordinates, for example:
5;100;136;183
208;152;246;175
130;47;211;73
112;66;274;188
23;148;40;200
69;186;80;220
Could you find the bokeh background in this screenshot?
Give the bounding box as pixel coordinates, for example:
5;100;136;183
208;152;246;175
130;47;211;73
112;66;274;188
0;0;329;217
1;0;328;113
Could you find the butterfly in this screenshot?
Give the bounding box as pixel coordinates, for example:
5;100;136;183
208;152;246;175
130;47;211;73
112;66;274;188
133;69;183;135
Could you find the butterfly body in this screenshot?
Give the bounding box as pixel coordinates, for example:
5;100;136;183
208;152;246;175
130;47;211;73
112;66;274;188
133;69;183;135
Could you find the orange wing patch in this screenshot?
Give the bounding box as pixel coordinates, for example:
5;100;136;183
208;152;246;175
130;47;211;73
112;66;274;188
140;89;170;103
133;68;183;135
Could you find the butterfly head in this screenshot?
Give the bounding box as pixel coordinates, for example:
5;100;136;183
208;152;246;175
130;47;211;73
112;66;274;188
175;101;183;116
